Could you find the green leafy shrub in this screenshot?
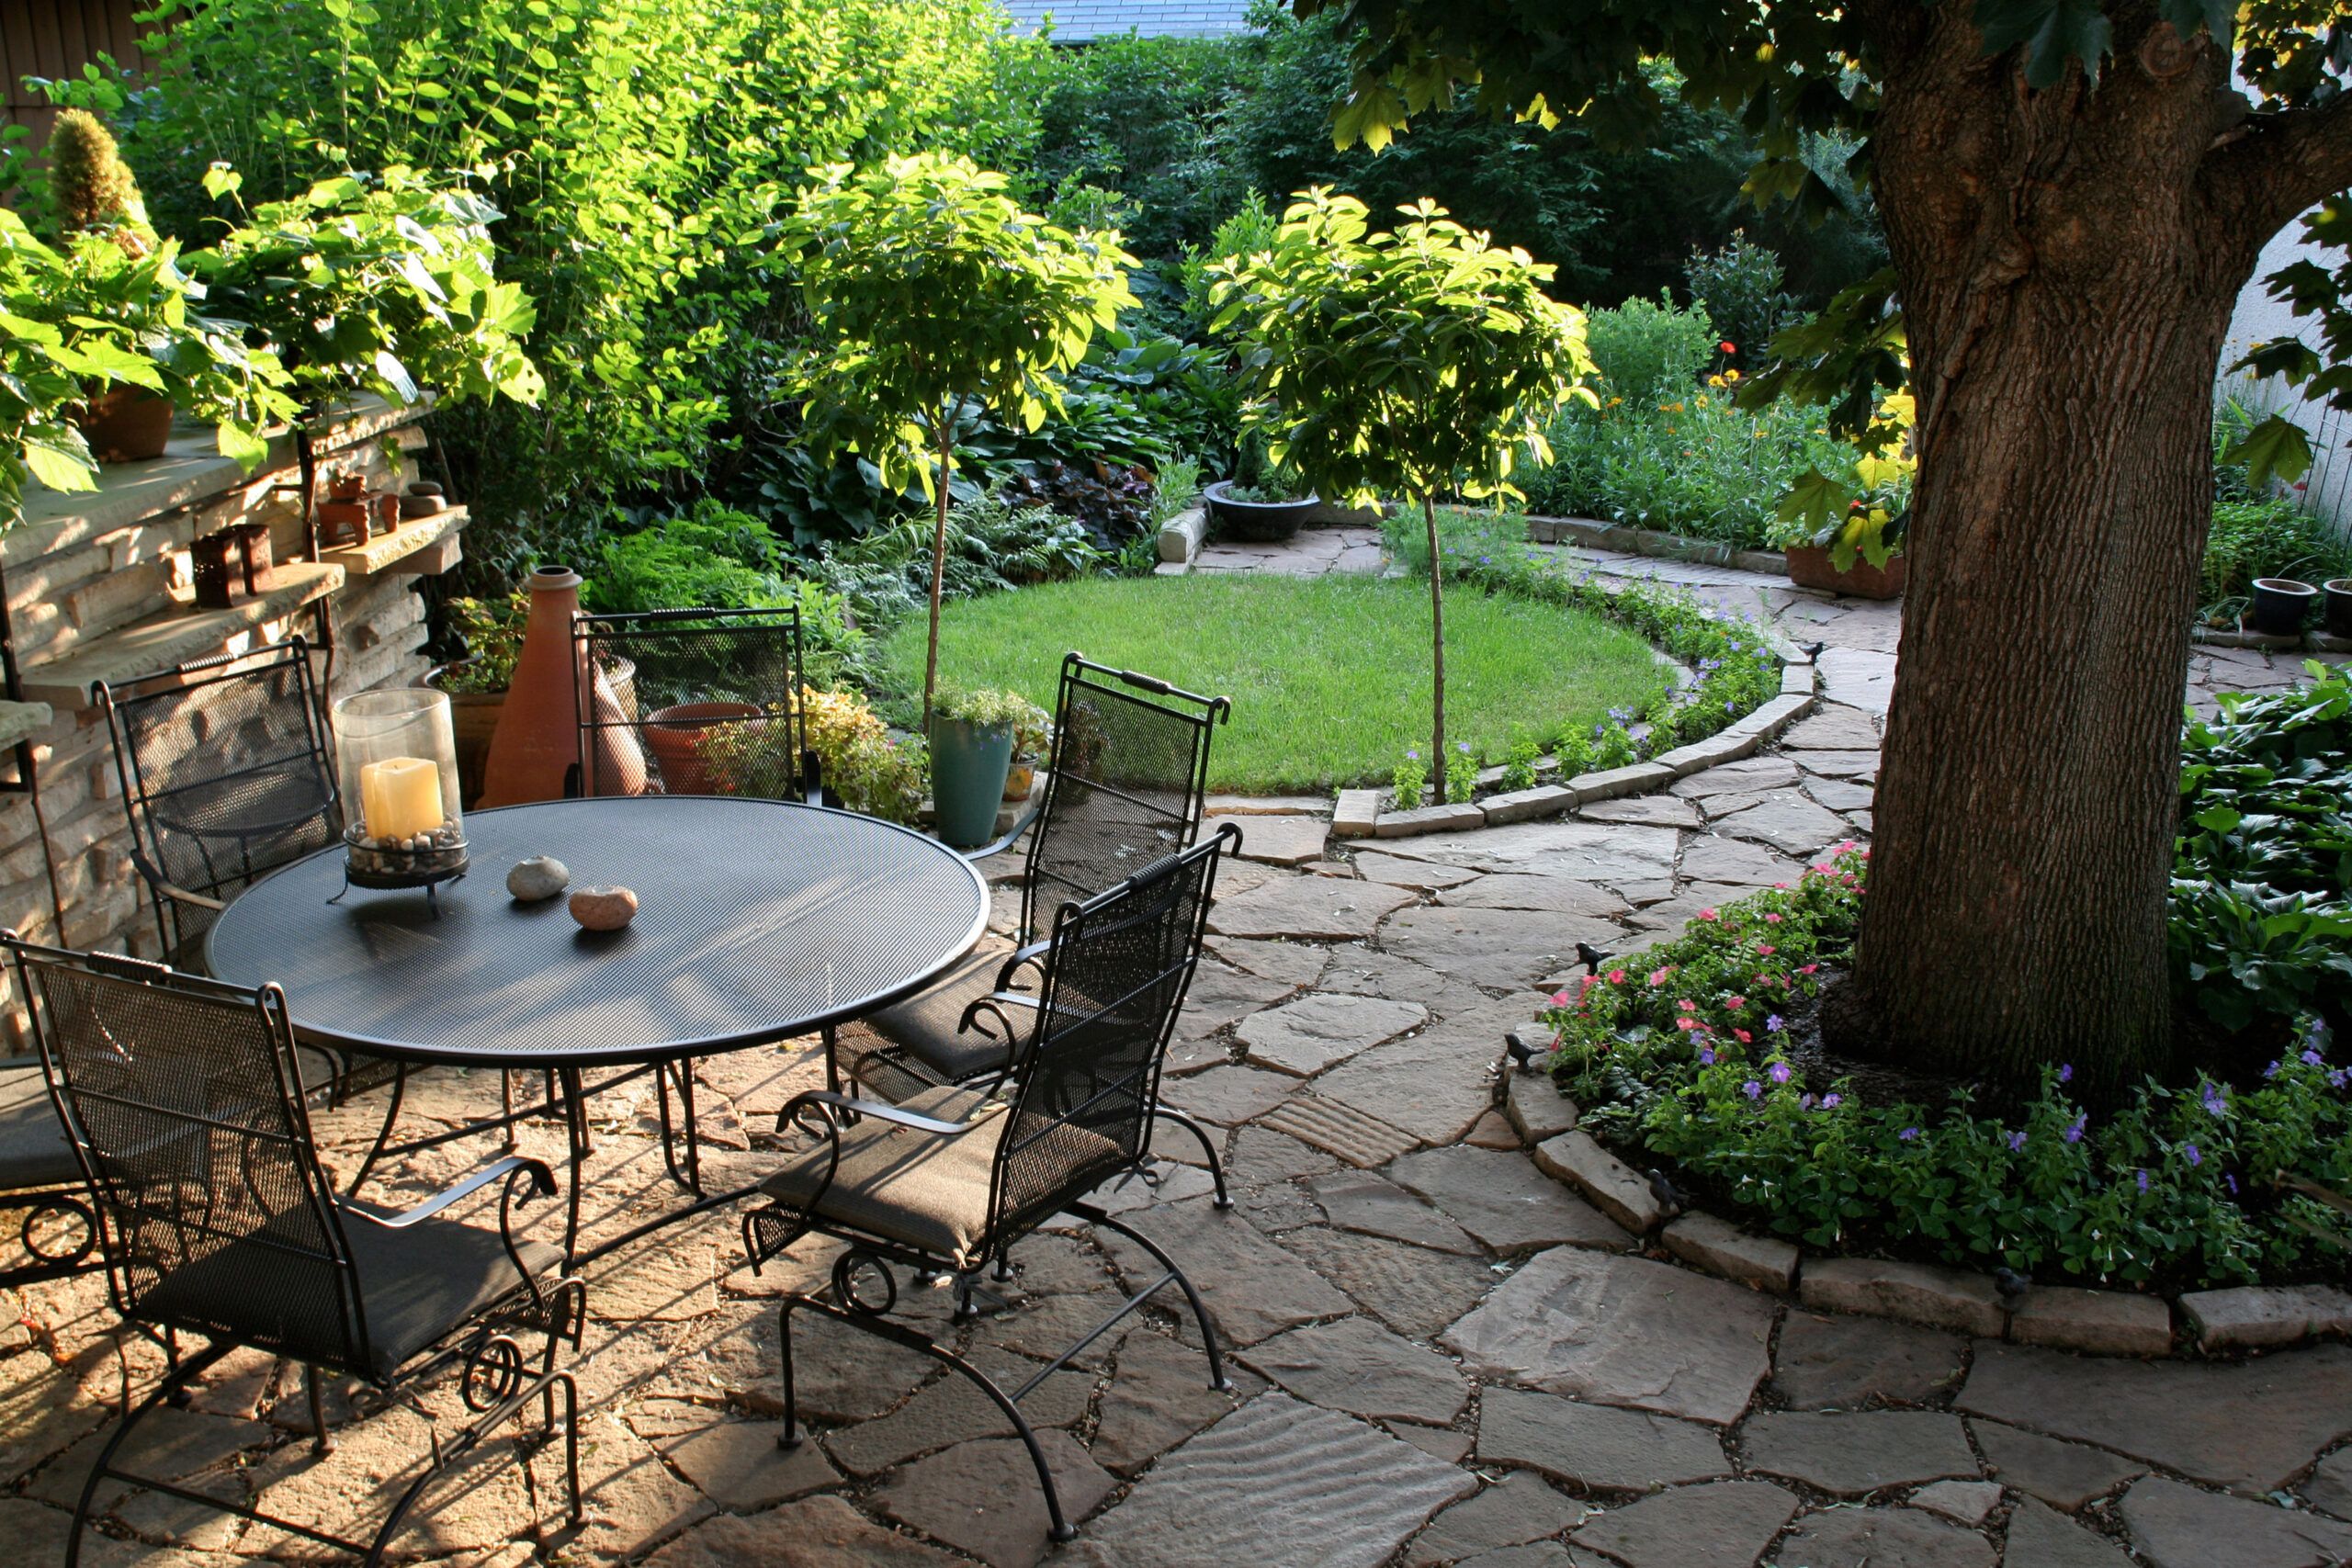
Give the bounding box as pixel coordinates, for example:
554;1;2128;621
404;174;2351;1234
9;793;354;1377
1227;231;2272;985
584;502;794;615
1582;293;1713;400
1544;850;2352;1290
2200;499;2352;618
1682;232;1796;369
1391;750;1428;808
2174;662;2352;1036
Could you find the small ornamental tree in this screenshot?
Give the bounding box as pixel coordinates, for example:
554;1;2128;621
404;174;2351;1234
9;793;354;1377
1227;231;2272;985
1210;189;1592;776
778;154;1136;723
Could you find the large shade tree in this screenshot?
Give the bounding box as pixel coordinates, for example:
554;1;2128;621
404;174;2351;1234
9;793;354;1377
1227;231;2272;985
1210;189;1591;778
778;153;1136;722
1300;0;2352;1096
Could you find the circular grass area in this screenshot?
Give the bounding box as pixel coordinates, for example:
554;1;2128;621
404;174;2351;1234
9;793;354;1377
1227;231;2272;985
880;573;1669;794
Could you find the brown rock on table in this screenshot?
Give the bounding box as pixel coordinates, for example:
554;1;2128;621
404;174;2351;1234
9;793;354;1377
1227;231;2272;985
570;884;639;930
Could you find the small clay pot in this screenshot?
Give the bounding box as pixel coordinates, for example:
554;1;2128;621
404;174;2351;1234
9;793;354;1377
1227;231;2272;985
2248;578;2318;637
642;702;760;795
569;886;639;931
75;388;174;462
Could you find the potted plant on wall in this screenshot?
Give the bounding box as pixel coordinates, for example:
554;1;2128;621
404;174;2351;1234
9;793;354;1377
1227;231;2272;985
776;152;1135;733
44;108;173;460
1770;409;1914;600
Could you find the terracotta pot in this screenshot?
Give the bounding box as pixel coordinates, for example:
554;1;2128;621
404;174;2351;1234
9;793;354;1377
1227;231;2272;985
1786;544;1907;601
642;702;761;795
75;388;174;463
1003;760;1036;802
479;565;590;806
582;662;650;795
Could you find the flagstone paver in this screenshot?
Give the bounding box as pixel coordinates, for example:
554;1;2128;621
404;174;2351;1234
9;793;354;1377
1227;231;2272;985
7;530;2346;1568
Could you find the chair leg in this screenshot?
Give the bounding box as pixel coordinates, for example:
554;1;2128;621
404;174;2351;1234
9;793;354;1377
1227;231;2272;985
1069;1201;1233;1393
786;1292;1074;1541
777;1296;803;1450
1150;1105;1232;1209
67;1342;229;1568
305;1363;335;1457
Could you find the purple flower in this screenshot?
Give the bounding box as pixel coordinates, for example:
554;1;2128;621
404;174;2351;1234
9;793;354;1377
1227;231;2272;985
2184;1144;2201;1167
2062;1114;2086;1145
2136;1168;2150;1193
1820;1093;1841;1109
1742;1079;1762;1100
1898;1126;1919;1142
2266;1059;2282;1078
1456;741;1471;753
2225;1172;2239;1195
2332;1068;2348;1090
2201;1083;2228;1117
1698;1048;1716;1066
2057;1063;2074;1084
2007;1131;2028;1152
1765;1013;1785;1033
2303;1048;2326;1067
1769;1062;1792;1084
1799;1093;1817;1110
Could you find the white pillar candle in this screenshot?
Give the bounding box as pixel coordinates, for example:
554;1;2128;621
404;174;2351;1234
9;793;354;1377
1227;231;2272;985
360;756;444;841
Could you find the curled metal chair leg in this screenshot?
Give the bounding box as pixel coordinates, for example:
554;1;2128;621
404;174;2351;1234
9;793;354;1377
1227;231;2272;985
1069;1201;1233;1392
1149;1105;1231;1208
305;1363;335;1457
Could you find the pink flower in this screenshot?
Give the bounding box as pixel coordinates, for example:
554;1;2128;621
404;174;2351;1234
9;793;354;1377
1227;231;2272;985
1799;964;1819;975
1764;913;1782;924
1676;1017;1700;1032
1773;881;1790;889
1607;968;1626;985
1648;967;1672;987
1756;944;1776;956
1678;998;1697;1013
1551;991;1572;1007
1727;996;1747;1010
1698;908;1718;921
1735;1029;1753;1043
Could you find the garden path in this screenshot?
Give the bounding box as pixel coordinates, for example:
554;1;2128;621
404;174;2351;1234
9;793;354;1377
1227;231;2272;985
5;528;2346;1568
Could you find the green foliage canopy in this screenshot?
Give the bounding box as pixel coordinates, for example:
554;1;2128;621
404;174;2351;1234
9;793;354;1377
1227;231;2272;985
1208;188;1594;508
778;153;1138;499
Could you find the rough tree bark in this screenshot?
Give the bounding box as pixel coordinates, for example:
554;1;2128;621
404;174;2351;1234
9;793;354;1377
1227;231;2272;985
1836;3;2352;1092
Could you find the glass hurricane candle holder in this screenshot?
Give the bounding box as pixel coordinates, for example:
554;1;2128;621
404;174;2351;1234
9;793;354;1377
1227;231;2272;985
332;688;469;898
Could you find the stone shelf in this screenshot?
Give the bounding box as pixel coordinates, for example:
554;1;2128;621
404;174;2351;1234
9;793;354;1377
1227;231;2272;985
20;561;344;711
0;701;53;751
322;504;469;578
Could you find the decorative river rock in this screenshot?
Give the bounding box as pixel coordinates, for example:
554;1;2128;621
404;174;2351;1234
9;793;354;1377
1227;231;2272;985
569;886;639;931
506;855;571;901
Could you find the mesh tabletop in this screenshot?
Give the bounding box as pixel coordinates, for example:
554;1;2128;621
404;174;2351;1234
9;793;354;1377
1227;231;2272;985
204;798;989;1067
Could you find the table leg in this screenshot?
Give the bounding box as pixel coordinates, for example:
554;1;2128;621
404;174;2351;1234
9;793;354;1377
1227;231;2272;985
559;1065;589;1266
655;1058;704;1198
344;1063;410;1200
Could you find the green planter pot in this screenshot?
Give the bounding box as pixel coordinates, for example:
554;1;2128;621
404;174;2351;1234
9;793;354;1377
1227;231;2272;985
930;716;1015;848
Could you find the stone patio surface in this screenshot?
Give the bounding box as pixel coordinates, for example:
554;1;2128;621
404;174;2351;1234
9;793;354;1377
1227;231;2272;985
6;528;2346;1567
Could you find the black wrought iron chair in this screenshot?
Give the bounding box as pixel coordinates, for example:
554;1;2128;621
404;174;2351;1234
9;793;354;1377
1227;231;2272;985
741;829;1238;1543
0;1053;97;1287
3;936;585;1568
571;604;820;803
842;653;1233;1200
94;638;340;965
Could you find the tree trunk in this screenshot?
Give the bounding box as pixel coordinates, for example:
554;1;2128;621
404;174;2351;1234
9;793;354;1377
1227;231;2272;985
1838;17;2278;1096
1423;492;1446;790
922;410;954;731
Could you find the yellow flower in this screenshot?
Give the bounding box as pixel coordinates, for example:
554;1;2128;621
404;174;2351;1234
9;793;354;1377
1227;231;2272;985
1695;395;1711;409
1607;396;1623;408
1705;373;1725;389
1723;367;1741;383
1660;401;1685;414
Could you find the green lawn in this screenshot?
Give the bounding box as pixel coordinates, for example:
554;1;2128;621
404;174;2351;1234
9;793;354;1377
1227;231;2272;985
880;574;1668;794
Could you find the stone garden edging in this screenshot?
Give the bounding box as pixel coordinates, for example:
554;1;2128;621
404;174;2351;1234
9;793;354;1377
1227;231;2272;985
1525;512;1790;578
1488;1047;2352;1363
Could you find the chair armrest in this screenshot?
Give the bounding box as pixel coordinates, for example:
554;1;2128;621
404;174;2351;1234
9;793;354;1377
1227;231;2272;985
775;1088;991;1138
343;1155;558;1230
963;795;1045;862
992;939;1051;994
958;989;1039;1043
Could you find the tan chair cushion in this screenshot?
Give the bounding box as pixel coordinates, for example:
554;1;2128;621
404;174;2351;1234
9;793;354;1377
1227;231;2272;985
758;1086;1008;1267
861;944;1023;1085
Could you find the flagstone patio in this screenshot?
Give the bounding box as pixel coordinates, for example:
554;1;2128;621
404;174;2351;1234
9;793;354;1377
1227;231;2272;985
6;531;2346;1568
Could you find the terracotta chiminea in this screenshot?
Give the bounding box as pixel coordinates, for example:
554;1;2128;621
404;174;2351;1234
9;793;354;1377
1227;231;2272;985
479;566;596;806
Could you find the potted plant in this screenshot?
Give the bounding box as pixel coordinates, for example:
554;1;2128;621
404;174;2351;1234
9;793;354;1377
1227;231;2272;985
2327;578;2352;638
1780;503;1910;600
1204;426;1319;541
426;590;638;806
930;687;1028;847
1002;694;1053;801
1210;188;1592;774
802;687;928;823
2249;577;2318;637
1770;417;1913;600
45;108;172;460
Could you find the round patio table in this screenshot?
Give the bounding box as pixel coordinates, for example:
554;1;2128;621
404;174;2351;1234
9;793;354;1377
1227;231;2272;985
206;795;989;1261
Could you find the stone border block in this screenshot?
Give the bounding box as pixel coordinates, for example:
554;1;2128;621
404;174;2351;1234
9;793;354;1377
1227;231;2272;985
1503;1067;1577;1144
1374;801;1487;838
1481;784;1577;826
1781;663;1815;697
2007;1286;2174;1357
1722;693;1814;740
1566;761;1674;803
1653;731;1763;775
1800;1257;2007;1337
1156;505;1207;565
1332;788;1383;839
1533;1130;1664;1233
1662;1213;1797;1292
2177;1284;2352;1351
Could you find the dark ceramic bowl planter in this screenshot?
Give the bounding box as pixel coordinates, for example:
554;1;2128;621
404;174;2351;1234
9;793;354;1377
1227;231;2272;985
2248;578;2318;637
1204;479;1320;543
2324;579;2352;639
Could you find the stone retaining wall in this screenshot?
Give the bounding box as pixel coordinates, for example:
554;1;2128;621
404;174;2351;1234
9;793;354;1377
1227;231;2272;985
0;400;461;1033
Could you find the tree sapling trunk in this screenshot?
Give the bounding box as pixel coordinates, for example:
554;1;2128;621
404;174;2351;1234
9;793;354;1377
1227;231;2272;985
1423;492;1446;780
922;408;954;730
